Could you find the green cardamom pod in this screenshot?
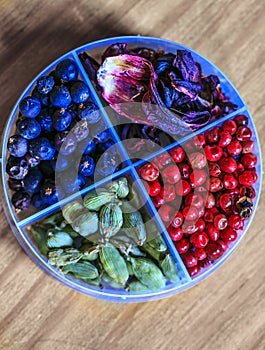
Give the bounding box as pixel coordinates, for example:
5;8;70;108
102;272;126;289
106;177;129;199
142;235;167;261
99;203;123;239
47;230;74;249
129;257;166;291
62;261;99;280
83;276;102;287
128;280;149;292
61;225;80;238
71;211;99;237
80;244;99;261
160;254;180;283
122;201;146;245
31;226;48;256
126;260;134;276
62;201;85;224
41;212;64;226
84;190;115;211
99;244;129;285
48;248;83;267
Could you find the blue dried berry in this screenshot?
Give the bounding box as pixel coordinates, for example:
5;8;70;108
37;75;54;94
51;155;70;172
19;96;41;118
50;85;71;109
83;138;95;155
70;81;90;103
55;59;78;82
93;121;111;143
96;148;119;177
8;179;23;191
29;137;55;160
23;169;43;193
52;109;72;131
97;139;115;152
11;191;31;211
32;193;46;209
25;154;41;168
78;155;95;177
38;109;53;132
54;132;77;155
6;156;28;180
17;118;41;140
32;87;49;106
7;135;28;157
40;180;62;204
78;101;101;124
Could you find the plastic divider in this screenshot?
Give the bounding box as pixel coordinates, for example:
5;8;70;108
130;167;192;282
133;105;247;169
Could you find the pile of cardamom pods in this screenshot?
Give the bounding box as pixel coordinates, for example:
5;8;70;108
31;177;182;292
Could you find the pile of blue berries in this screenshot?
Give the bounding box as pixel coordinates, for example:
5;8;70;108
7;59;120;212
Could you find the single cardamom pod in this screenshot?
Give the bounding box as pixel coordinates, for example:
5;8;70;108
84;190;115;211
47;230;74;248
62;201;86;224
71;211;99;237
160;254;180;283
106;177;129;199
31;226;48;256
122;201;146;245
99;244;129;285
41;212;64;226
83;276;102;287
99;203;123;239
61;225;80;238
48;248;83;267
102;272;126;289
129;257;166;291
142;236;167;261
80;244;99;261
128;280;149;292
62;261;99;280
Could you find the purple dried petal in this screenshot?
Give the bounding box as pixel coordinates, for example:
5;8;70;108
79;52;100;83
173;50;201;83
102;43;134;61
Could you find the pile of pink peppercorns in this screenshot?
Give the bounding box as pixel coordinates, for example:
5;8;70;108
138;114;258;276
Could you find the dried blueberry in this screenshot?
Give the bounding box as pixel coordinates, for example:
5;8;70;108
51;155;70;172
78;155;95;177
71;120;89;142
17;118;41;140
70;80;90;103
11;191;31;211
83;138;95;155
19;96;41;118
8;179;23;191
25;154;41;168
6;156;28;180
38;109;53;132
29;137;55;160
52;109;72;131
55;59;78;82
95;148;119;177
93;121;111;143
54;131;77;155
78;101;101;124
32;193;47;209
36;75;54;94
7;135;28;157
32;87;49;106
23;169;43;193
60;172;86;194
40;180;62;204
50;85;71;109
96;139;114;152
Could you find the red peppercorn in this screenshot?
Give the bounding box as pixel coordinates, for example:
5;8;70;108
185;193;204;208
190;232;209;249
205;126;220;143
193;134;205;148
219;131;232;147
223;174;238;189
213;213;228;230
175;179;191;196
175;238;190;254
208;162;221;177
182;206;199;221
234;162;245;178
162;164;181;184
227;141;242;156
170;146;186;163
193;248;207;261
219;157;237;173
146;180;161;197
153;153;172;169
139;163;159;181
190;169;207;187
205;223;220;241
160;185;176;202
239;186;256;198
222;119;237;134
152;195;165;209
218;193;234;214
227;214;242;230
158;204;174;223
205;192;215;208
205;242;224;260
241;153;257;169
204;145;223;162
198;259;214;269
238;170;258;186
167;225;183;241
217;239;228;252
221;227;237;242
207;177;223;192
195;218;205;232
197;206;205;218
183;253;198;267
189;152;207;169
204;209;215;223
171;211;184;228
178;163;191;179
234;114;248;126
241;140;254;154
236;126;252;141
188;265;201;276
182;222;198;234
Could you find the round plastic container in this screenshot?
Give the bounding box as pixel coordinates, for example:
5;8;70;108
1;36;262;302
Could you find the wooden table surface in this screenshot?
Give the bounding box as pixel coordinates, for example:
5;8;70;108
0;1;264;349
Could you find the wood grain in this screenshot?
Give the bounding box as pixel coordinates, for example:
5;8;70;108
0;1;264;349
